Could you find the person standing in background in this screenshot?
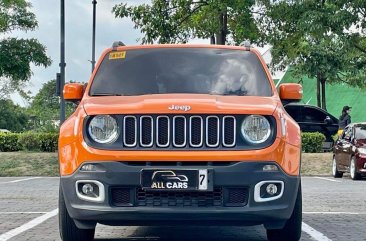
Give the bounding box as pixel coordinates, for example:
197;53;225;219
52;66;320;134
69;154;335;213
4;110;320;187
338;106;352;135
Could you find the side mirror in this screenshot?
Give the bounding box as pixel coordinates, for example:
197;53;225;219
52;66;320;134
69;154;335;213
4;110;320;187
279;83;303;102
63;83;84;102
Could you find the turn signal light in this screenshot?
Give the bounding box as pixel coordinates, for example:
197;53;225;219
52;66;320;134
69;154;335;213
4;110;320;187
263;165;278;171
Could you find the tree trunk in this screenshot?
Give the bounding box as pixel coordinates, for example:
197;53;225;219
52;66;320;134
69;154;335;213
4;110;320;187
316;75;321;108
215;9;227;45
210;35;215;44
321;77;327;110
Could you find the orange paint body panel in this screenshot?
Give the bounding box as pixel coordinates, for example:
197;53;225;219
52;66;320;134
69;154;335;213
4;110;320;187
59;44;301;177
63;83;84;101
279;83;303;101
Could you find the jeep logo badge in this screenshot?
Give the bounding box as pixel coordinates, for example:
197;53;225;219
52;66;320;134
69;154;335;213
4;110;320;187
168;105;191;112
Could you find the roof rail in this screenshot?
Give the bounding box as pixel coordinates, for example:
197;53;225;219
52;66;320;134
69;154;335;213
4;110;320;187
112;41;126;50
239;40;251;49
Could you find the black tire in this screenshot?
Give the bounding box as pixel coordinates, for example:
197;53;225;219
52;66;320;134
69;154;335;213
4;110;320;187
59;185;95;241
350;157;361;180
266;183;302;241
332;157;343;178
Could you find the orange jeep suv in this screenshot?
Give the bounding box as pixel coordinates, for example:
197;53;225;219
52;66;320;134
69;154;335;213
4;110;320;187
58;43;303;241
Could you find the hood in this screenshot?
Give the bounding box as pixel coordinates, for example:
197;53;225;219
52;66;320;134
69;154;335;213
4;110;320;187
82;94;279;116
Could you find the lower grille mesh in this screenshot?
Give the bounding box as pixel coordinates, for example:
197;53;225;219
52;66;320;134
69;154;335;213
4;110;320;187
225;188;249;207
110;187;249;208
111;188;131;206
136;187;223;207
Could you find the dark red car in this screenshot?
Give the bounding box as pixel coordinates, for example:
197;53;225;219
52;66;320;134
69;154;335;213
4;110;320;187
333;123;366;180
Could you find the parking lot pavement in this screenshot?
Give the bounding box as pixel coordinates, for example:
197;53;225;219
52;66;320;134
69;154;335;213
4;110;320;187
0;176;365;241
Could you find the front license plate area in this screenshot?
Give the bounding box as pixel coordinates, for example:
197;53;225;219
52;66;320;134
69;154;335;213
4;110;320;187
141;169;209;191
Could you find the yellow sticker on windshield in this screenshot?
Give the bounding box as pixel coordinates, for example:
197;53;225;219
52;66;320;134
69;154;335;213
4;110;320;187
109;51;126;60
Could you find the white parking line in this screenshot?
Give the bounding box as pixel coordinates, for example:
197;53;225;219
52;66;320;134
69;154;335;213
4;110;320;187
0;212;47;214
0;209;58;241
312;177;341;183
0;211;334;241
304;211;366;215
0;177;42;184
302;222;332;241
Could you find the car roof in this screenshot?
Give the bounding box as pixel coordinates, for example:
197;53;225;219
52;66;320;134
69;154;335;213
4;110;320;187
351;122;366;127
284;103;316;107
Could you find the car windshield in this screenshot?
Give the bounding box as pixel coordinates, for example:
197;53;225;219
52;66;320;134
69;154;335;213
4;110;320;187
355;125;366;140
90;48;272;97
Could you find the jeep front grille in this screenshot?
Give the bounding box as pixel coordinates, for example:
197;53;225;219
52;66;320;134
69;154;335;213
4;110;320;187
121;115;236;149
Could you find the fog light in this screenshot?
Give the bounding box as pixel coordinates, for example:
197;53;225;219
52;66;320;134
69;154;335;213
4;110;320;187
254;180;284;203
266;184;278;195
82;184;94;195
75;180;105;203
364;163;366;169
263;165;278;171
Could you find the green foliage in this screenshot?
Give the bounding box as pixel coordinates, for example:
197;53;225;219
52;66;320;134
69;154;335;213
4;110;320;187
0;0;51;98
17;132;40;151
113;0;261;45
301;132;326;153
0;0;38;32
259;0;366;89
0;99;29;132
17;132;58;152
27;79;74;131
0;133;21;152
37;133;58;152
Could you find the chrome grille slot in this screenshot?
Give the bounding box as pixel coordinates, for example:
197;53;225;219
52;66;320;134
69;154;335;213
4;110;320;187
173;116;187;147
156;116;170;147
206;116;220;147
223;116;236;147
190;116;203;147
140;116;153;147
123;116;137;147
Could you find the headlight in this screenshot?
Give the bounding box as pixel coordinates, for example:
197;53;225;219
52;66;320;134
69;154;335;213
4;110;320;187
358;148;366;155
241;115;271;144
88;115;119;144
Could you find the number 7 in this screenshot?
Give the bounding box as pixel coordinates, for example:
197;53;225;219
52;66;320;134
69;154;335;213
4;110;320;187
199;174;206;185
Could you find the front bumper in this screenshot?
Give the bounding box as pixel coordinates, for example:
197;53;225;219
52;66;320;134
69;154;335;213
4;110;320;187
61;161;300;229
356;155;366;176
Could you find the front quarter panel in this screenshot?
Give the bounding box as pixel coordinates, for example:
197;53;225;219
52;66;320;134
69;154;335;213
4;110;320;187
59;105;87;176
275;105;301;175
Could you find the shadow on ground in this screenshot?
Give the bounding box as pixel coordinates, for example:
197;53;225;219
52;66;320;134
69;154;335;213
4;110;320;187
95;225;268;241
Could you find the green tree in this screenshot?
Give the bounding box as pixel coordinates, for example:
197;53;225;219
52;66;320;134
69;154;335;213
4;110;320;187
331;1;366;89
28;79;74;132
259;0;366;110
0;0;51;98
112;0;262;45
0;99;28;132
